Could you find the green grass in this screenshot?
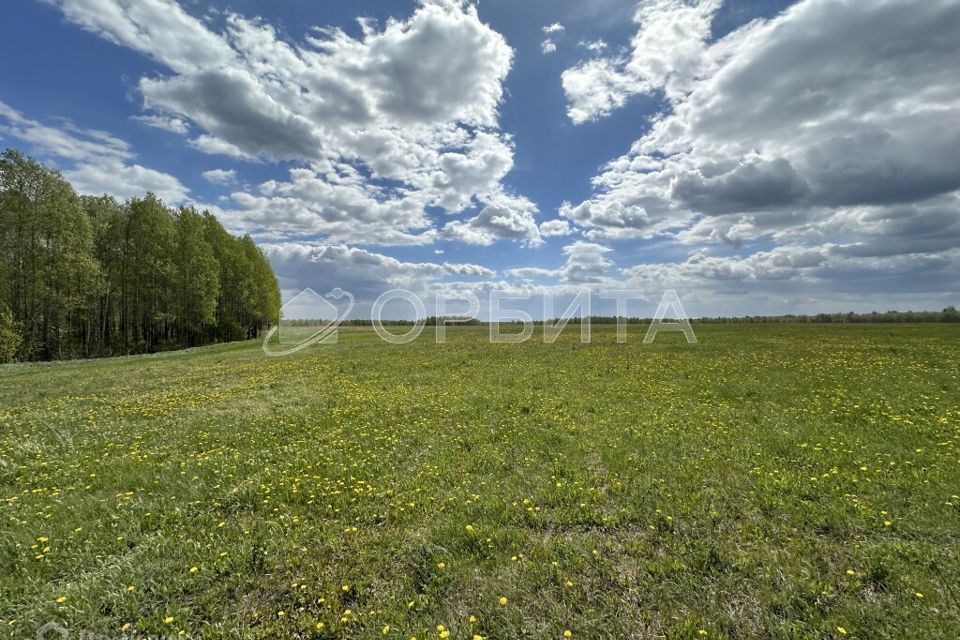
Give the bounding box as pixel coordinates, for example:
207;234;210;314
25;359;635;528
1;324;958;639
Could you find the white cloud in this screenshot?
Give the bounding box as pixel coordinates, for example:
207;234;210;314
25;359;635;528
262;242;495;304
0;100;130;164
559;0;960;299
541;39;557;54
562;0;721;123
544;0;960;313
46;0;532;248
132;114;189;134
579;39;608;52
539;219;573;237
188;134;256;160
202;168;237;185
0;100;189;203
216;165;436;246
506;240;613;283
441;191;541;247
543;22;565;34
45;0;235;73
66;160;190;203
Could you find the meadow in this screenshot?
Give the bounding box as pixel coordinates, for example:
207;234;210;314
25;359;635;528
0;324;958;639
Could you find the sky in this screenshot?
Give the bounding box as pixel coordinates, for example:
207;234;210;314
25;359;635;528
1;0;958;319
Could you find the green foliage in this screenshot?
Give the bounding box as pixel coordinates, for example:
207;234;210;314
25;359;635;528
0;305;21;362
0;149;281;361
0;148;100;359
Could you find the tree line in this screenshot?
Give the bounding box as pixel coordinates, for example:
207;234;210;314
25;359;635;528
536;310;959;324
290;309;960;327
0;149;281;362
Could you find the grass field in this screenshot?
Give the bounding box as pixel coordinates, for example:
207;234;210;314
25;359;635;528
1;325;958;639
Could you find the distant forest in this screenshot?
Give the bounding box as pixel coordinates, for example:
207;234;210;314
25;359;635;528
298;310;960;327
0;149;281;362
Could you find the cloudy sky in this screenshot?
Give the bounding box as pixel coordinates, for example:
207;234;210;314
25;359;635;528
2;0;958;318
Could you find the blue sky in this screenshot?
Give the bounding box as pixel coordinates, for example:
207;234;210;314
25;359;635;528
2;0;958;319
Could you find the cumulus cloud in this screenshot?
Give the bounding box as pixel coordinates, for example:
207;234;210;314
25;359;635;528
541;39;557;54
622;244;960;298
562;0;721;123
506;240;613;283
543;22;565;33
216;165;436;246
558;0;960;302
0;100;189;203
45;0;531;247
441;191;541;246
262;242;495;304
201;168;237;185
66;160;190;203
539;219;573;237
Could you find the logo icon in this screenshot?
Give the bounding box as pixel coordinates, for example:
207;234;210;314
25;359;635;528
36;622;68;639
262;287;354;356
